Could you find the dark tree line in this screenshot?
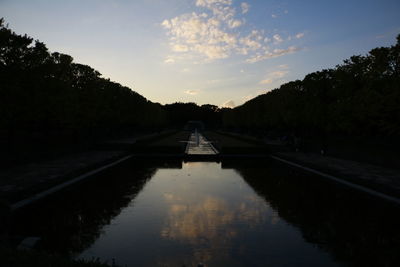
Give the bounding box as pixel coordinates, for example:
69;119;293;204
1;16;399;164
223;35;400;143
164;102;224;129
0;19;167;160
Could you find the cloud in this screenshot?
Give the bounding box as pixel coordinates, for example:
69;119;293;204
259;79;272;85
161;0;303;63
240;31;262;48
161;19;171;29
206;79;221;84
247;46;301;63
172;44;189;52
228;19;242;28
243;89;268;102
241;2;249;14
273;34;283;43
222;100;235;108
161;9;237;61
271;14;278;18
295;32;305;39
270;70;288;78
185;89;200;95
259;68;289;85
164;56;176;64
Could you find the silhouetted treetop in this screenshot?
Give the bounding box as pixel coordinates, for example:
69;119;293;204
223;34;400;138
0;18;167;153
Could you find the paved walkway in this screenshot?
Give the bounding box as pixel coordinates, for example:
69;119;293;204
185;132;218;155
275;151;400;198
0;132;172;205
0;150;127;204
2;130;399;208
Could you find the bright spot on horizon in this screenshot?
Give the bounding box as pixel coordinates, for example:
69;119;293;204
1;0;399;107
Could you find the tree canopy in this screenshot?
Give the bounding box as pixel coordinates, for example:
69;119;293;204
223;35;400;139
0;18;167;140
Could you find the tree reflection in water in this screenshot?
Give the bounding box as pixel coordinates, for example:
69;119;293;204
229;159;400;267
9;159;400;267
10;160;179;255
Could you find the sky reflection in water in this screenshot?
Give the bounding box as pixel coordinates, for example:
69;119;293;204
80;161;338;267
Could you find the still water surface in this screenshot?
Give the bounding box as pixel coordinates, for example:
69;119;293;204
12;159;400;266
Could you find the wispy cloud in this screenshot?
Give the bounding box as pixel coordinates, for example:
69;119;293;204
295;32;305;39
222;99;235;108
273;34;283;44
184;89;200;95
259;66;289;85
247;46;301;63
164;56;175;64
241;2;250;14
161;0;303;63
243;89;268;102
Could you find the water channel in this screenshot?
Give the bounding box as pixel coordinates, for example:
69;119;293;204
11;158;400;266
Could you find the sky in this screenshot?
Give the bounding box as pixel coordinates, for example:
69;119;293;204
1;0;399;107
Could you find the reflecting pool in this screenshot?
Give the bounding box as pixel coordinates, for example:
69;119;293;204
10;159;400;266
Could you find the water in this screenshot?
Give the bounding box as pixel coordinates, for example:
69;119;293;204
11;159;400;266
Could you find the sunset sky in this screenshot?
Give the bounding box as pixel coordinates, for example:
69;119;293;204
1;0;399;107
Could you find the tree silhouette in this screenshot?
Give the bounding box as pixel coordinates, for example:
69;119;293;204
0;19;168;162
224;34;400;141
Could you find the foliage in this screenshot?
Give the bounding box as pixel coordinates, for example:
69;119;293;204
164;102;223;128
223;35;400;139
0;18;167;157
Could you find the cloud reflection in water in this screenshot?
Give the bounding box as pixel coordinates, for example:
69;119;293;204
159;168;272;264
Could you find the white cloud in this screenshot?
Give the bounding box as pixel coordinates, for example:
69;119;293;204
161;19;171;29
241;2;249;14
206;79;221;84
270;70;288;78
243;89;268;102
272;46;300;56
259;79;272;85
238;30;263;55
161;7;238;61
222;99;236;108
242;94;254;102
228;19;242;28
247;46;301;63
172;44;189;52
164;56;175;64
185;89;200;95
161;1;303;63
273;34;283;43
259;69;289;85
271;14;278;18
295;32;305;39
196;0;232;7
